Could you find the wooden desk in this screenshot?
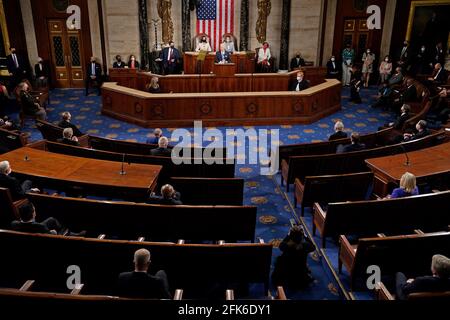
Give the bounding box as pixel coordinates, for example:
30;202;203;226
102;79;342;128
2;147;162;199
365;142;450;197
108;68;137;88
214;63;235;76
183;52;255;74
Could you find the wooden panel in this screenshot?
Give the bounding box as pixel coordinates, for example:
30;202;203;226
101;79;342;128
184;52;255;74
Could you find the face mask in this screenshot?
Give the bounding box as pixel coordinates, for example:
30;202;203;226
385;58;389;62
331;58;335;62
202;39;206;43
367;51;371;54
297;77;303;81
296;55;300;59
131;57;135;61
421;48;425;52
170;45;174;48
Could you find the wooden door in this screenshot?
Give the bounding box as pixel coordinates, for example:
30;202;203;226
343;18;372;63
47;19;85;88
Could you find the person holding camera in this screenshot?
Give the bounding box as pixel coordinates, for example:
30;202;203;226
271;225;315;289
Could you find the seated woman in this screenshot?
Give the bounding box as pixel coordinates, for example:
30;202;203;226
257;42;271;72
289;71;309;91
195;36;212;52
388;172;419;199
127;55;140;70
146;77;161;94
223;35;235;53
395;254;450;300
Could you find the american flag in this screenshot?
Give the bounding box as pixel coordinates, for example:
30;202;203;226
196;0;234;52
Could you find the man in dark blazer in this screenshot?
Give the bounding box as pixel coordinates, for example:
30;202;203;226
403;120;430;141
391;79;417;113
326;56;340;79
150;137;172;157
10;202;61;235
161;42;182;74
290;53;306;71
58;112;83;137
113;55;126;68
290;71;309;91
146;128;163;145
117;249;171;299
57;128;80;146
6;47;29;87
147;184;182;206
215;43;231;64
336;132;366;153
395;254;450;300
428;63;448;85
329;121;348;141
380;104;411;131
0;161;39;201
34;58;49;88
85;57;102;96
19;82;47;120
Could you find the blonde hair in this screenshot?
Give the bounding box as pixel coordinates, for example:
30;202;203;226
432;254;450;278
399;172;416;194
150;77;159;89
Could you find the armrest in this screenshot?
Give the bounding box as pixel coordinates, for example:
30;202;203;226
177;239;185;244
138;237;145;242
375;282;394;301
276;286;287;300
414;229;425;235
97;234;106;240
218;240;225;245
19;280;35;291
313;202;326;218
377;233;386;238
173;289;184;300
78;135;90;147
70;284;84;295
257;238;265;244
226;289;235;301
339;235;353;253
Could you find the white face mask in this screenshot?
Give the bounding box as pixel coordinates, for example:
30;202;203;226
297;77;303;81
421;48;425;52
385;58;389;62
331;58;335;62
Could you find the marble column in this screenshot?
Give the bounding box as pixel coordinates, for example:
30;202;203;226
239;0;249;51
279;0;291;70
182;0;191;51
138;0;150;69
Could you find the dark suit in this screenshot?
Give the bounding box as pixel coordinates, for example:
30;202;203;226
146;137;160;145
34;62;49;87
396;272;450;300
161;47;181;74
116;271;171;299
329;131;348;141
215;51;231;64
290;57;305;70
402;85;417;103
290;80;309;92
337;143;366;154
19;91;46;120
431;68;448;85
85;62;103;95
326;60;340;79
58;120;83;137
147;192;182;205
410;129;430;141
7;53;28;86
0;173;32;201
150;147;172;157
113;61;126;69
391;113;410;130
57;138;80;146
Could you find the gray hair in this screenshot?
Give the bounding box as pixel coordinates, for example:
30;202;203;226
432;254;450;278
134;249;151;270
158;136;169;148
0;161;10;174
154;128;162;137
63;128;74;139
334;121;344;132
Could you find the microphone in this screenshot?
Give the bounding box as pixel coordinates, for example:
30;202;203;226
119;153;127;175
399;143;410;166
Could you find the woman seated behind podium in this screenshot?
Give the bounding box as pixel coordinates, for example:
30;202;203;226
257;42;271;72
127;55;140;70
387;172;419;199
195;36;212;52
146;77;161;94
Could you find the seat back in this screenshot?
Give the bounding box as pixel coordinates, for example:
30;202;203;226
0;128;28;153
0;230;272;295
170;177;244;206
0;187;19;228
35;119;63;142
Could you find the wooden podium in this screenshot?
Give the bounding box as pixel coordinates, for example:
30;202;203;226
109;68;137;88
214;63;235;76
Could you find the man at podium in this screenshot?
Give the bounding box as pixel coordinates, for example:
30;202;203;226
215;44;231;64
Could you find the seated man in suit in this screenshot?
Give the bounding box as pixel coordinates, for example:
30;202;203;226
427;63;448;87
85;57;102;96
391;79;417;113
34;58;49;88
146;128;163;145
58;111;83;137
117;249;171;299
290;52;306;71
403;120;430;142
57;128;80;146
150;137;171;157
396;254;450;300
113;55;126;69
11;202;86;236
326;55;340;79
388;67;404;88
147;184;182;206
19;82;46;120
329;121;348;141
379;104;411;131
371;80;393;110
215;43;231;64
290;71;309;92
161;41;181;75
336;132;366;153
0;161;39;201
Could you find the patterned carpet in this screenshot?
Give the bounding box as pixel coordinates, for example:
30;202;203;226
3;86;395;300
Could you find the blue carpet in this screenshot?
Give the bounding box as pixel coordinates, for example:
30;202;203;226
3;86;395;300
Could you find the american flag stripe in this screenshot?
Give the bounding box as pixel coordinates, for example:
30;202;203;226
196;0;234;52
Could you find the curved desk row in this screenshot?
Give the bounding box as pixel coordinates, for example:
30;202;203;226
101;79;342;128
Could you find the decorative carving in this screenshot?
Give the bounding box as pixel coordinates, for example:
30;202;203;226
256;0;271;44
158;0;174;45
104;96;112;107
312;100;319;111
239;0;250;51
247;103;258;114
135;103;143;114
293;100;304;114
200;104;212;115
152;105;164;118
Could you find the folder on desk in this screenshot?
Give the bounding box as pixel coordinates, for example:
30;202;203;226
197;51;207;62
